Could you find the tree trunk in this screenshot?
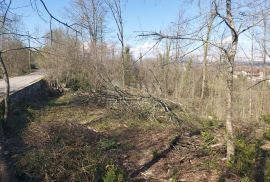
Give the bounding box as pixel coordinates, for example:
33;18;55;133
106;0;125;87
263;15;267;79
200;41;209;100
200;10;215;101
225;0;238;160
93;41;98;88
226;63;234;160
164;41;171;98
121;42;125;87
0;53;10;123
249;32;254;119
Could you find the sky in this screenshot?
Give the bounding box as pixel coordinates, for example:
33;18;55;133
10;0;189;47
9;0;264;61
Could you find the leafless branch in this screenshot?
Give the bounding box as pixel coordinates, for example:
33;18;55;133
1;0;11;29
134;40;161;63
39;0;80;34
248;79;270;89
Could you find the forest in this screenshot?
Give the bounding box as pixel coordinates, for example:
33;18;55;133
0;0;270;181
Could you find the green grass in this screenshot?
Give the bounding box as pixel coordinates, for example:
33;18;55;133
47;93;78;107
99;138;117;150
152;149;160;159
261;114;270;125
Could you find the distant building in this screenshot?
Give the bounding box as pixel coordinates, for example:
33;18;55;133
234;64;269;82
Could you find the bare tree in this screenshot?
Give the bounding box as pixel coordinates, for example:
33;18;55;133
260;1;269;79
71;0;106;87
72;0;106;44
105;0;125;86
200;4;216;100
204;0;268;160
0;0;80;127
139;0;270;160
216;0;238;160
0;0;12;124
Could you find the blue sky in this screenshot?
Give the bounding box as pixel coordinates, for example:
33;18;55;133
16;0;258;61
8;0;267;62
10;0;193;47
10;0;253;60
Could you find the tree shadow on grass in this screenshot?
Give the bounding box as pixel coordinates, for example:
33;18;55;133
254;148;268;182
1;90;127;181
130;135;180;179
1;90;61;181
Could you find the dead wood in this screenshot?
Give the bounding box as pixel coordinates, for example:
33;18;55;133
91;85;184;123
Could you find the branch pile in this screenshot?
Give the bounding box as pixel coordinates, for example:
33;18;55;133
91;85;185;123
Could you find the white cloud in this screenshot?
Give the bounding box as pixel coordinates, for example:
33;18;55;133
222;36;232;44
130;41;158;59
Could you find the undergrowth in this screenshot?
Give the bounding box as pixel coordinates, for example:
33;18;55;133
10;91;265;181
9;93;126;181
103;164;124;182
227;127;270;181
15;121;125;181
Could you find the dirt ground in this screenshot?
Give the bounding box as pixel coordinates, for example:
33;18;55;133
1;92;228;181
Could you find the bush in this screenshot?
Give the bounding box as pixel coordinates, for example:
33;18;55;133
99;139;117;150
228;137;260;178
201;131;216;146
171;176;178;182
103;164;124;182
263;130;270;141
241;176;251;182
264;157;270;182
66;75;92;91
152;149;159;159
261;114;270;125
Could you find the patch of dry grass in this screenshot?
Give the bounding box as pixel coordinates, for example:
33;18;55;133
17;121;111;181
9;92;233;181
11;94;125;181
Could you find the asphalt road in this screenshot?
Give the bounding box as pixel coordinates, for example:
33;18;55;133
0;70;45;97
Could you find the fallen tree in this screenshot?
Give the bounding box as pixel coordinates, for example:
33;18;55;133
90;84;185;123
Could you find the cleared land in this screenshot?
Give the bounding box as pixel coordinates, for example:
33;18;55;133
3;91;227;181
1;90;269;181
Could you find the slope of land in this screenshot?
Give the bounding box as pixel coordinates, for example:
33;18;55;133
2;90;270;181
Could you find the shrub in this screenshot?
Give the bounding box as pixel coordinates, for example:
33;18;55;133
171;175;178;182
264;157;270;182
263;130;270;141
228;137;260;178
261;114;270;125
103;164;124;182
241;176;251;182
99;139;117;150
152;149;159;159
201;131;216;146
65;74;92;91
